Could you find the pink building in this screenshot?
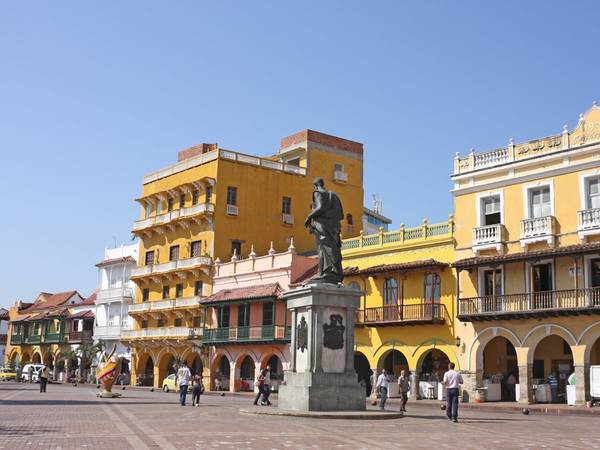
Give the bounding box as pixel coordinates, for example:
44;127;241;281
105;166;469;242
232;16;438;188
202;241;316;392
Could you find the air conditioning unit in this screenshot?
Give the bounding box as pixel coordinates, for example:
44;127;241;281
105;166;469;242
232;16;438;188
226;204;239;216
282;214;294;225
333;170;348;183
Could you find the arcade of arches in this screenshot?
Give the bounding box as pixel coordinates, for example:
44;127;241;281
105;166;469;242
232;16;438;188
131;348;208;389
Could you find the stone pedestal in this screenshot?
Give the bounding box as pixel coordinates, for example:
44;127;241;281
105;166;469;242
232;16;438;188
278;284;365;411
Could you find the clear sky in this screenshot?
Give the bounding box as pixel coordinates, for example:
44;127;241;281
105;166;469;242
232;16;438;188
1;1;599;308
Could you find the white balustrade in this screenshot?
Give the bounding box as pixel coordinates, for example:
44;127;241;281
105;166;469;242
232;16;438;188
520;216;555;239
578;208;600;231
282;213;294;225
175;297;199;308
472;224;505;246
473;147;510;169
150;299;175;310
121;327;201;339
96;287;133;301
226;204;239;216
128;303;150;313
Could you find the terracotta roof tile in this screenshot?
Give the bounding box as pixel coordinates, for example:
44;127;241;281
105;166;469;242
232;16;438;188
0;308;9;320
21;291;81;313
80;293;96;306
202;283;282;304
344;259;448;276
69;310;95;319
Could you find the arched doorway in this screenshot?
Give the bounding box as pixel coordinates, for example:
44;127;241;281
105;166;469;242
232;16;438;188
136;354;154;387
21;352;31;366
482;336;518;401
379;349;408;379
264;355;283;388
32;353;42;364
238;356;255;392
419;349;450;382
43;353;53;369
158;353;177;387
354;351;371;396
533;335;573;403
9;352;19;369
191;354;203;377
212;355;230;391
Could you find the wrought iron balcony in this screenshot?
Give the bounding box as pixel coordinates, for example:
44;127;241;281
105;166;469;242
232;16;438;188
520;216;556;247
458;287;600;321
203;325;291;344
472;224;506;253
358;303;446;327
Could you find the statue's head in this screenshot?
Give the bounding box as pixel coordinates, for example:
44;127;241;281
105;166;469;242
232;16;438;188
313;177;325;189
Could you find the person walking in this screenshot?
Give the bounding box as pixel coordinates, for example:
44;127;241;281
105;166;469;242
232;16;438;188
28;365;34;383
191;374;203;407
253;369;266;406
397;370;410;412
442;362;463;423
376;369;390;410
262;367;272;406
176;362;191;406
39;365;49;393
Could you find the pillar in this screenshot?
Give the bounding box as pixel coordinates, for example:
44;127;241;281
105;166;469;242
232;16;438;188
230;359;236;393
153;365;160;389
460;370;480;403
409;369;419;400
369;368;379;402
574;363;588;406
518;364;533;404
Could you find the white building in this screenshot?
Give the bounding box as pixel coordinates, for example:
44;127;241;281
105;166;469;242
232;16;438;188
94;244;138;375
362;206;392;234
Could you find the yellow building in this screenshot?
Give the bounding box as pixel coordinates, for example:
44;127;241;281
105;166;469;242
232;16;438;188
126;130;365;388
342;217;457;400
452;103;600;404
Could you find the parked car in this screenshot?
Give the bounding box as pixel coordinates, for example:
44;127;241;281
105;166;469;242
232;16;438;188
21;364;44;382
0;367;17;381
162;373;193;392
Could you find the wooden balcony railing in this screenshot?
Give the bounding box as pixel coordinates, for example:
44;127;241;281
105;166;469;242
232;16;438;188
203;325;291;344
359;303;446;326
68;330;93;343
458;287;600;321
44;332;66;343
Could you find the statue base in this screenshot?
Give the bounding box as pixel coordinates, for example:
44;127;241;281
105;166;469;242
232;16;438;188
278;284;365;412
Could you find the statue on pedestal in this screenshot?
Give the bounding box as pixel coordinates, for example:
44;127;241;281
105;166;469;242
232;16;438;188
304;177;344;285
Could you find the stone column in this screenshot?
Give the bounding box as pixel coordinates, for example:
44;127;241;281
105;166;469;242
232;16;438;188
409;369;419;400
254;362;262;394
518;364;533;404
370;368;379;402
230;360;237;393
574;364;588;405
460;370;480;403
312;306;323;372
290;309;297;372
344;307;356;374
153;365;160;389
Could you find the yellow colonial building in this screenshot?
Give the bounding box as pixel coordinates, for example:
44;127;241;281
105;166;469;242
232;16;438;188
126;130;365;388
452;103;600;404
342;217;457;400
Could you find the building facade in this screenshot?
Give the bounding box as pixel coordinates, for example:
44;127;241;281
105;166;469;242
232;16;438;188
0;308;8;365
452;104;600;404
126;129;365;388
342;217;456;400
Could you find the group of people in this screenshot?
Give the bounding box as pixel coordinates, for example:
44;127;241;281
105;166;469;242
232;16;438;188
253;368;272;406
376;363;464;422
175;362;204;407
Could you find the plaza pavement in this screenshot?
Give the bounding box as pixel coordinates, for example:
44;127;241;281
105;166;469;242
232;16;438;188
1;382;599;450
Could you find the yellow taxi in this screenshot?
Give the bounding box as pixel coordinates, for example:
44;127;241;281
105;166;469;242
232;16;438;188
0;367;17;381
161;373;193;392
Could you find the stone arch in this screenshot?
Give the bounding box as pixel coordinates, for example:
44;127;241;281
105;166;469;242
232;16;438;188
531;334;575;400
413;340;459;371
371;340;410;362
20;351;31;365
8;350;20;368
31;351;42;364
377;348;409;377
259;348;287;368
523;324;577;364
354;351;372;396
237;354;256;392
415;347;453;380
469;326;523;371
211;351;232;391
135;352;155;387
157;351;178;386
42;352;53;369
578;322;600;363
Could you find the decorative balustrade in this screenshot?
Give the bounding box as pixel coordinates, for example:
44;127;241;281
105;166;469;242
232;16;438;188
94;325;122;338
174;296;200;308
131;256;211;278
133;203;214;232
203;325;290;343
43;332;66;343
578;208;600;233
129;303;151;313
10;335;23;345
361;303;446;325
472;224;506;249
342;218;453;251
96;287;134;302
459;287;600;319
121;327;202;339
520;216;555;241
150;299;175;310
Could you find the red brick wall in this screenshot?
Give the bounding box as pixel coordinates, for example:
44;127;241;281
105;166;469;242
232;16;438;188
280;129;363;155
177;143;218;161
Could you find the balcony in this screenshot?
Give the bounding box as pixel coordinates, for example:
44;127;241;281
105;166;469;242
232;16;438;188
44;332;66;343
25;335;41;344
68;330;93;343
133;203;214;235
150;299;175;311
333;170;348;183
578;208;600;240
94;325;122;339
203;325;291;344
458;287;600;321
174;297;200;308
131;256;212;280
96;287;133;302
472;224;506;253
10;334;23;345
520;216;556;248
129;303;150;314
121;327;202;340
359;303;446;327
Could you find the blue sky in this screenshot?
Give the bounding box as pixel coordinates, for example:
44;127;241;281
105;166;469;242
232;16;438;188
1;1;598;308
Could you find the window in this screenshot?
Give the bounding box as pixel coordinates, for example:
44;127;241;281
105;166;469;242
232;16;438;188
142;288;149;302
169;245;180;261
529;186;551;218
175;283;183;298
219;306;230;327
282;196;292;214
179;194;185;209
383;278;398;305
287;157;300;166
206;186;213;203
238;303;250;327
141;320;148;329
190;241;202;257
334;163;344;172
591;258;600;288
162;285;170;299
174;318;182;327
227;186;237;206
532;263;553;292
192;190;199;205
167;198;174;212
157;319;164;327
586;177;600;209
194;281;203;297
144;251;155;266
346;213;354;225
156;201;162;215
231;240;242;257
262;302;274;326
192;316;201;327
482;269;502;296
481;195;501;226
144;205;150;219
424;273;441;302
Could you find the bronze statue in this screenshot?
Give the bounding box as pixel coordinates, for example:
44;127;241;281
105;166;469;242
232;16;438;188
304;177;344;284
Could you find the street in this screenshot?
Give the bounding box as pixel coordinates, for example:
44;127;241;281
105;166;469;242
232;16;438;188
0;382;598;449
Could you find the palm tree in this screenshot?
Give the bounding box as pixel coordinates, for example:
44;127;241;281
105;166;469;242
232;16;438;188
76;342;105;381
59;348;78;381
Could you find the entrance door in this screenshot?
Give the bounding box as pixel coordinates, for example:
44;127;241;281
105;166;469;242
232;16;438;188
532;263;553;309
591;259;600;305
482;269;502;312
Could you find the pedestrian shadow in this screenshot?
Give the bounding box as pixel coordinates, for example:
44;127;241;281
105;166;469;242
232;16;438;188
405;414;532;423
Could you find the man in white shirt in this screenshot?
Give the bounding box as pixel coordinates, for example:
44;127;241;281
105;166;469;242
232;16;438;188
376;369;390;410
442;362;463;422
176;362;192;406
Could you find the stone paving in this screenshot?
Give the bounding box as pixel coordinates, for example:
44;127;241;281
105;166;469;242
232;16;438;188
1;382;599;450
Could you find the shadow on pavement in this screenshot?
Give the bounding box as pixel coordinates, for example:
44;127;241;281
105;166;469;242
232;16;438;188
405;414;532;423
0;425;59;436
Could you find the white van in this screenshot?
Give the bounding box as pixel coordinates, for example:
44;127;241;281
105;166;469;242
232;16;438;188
21;364;44;382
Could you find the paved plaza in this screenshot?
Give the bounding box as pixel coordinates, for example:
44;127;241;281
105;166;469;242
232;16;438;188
0;382;598;450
